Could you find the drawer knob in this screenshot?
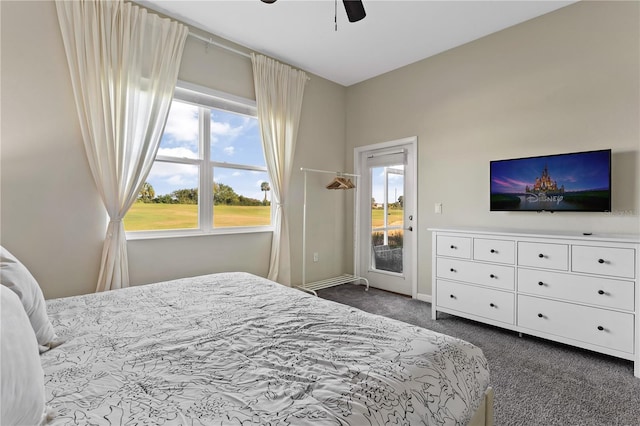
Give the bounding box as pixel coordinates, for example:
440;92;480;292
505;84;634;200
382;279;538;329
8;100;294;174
490;249;497;253
450;294;456;299
450;245;456;249
489;274;496;279
598;258;605;264
598;290;605;295
538;281;544;286
538;253;544;258
537;313;544;318
450;268;456;273
489;303;496;308
597;326;604;331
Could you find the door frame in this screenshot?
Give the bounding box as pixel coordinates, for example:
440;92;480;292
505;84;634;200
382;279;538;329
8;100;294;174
354;136;418;298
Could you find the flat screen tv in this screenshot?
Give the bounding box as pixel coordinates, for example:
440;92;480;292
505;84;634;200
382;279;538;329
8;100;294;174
490;149;611;212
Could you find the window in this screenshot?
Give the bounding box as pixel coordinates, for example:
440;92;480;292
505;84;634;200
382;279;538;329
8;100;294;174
124;82;272;236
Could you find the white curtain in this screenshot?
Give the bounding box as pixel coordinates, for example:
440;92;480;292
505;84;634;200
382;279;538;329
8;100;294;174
251;54;307;286
56;0;188;292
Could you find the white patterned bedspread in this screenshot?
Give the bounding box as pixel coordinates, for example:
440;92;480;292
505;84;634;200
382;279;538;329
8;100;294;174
42;272;489;425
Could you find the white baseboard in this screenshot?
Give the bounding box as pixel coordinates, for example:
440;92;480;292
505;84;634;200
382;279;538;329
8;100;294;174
416;292;432;304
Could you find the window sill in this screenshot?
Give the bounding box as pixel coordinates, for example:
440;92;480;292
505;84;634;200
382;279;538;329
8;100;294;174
126;226;274;241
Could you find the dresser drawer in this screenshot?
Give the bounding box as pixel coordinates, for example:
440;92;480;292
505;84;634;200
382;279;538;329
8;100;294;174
572;245;636;279
518;268;635;311
517;295;634;354
474;238;515;264
436;236;471;259
518;242;568;270
437;258;515;290
437;280;514;324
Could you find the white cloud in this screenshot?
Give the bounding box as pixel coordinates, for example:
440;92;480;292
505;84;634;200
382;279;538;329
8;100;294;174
166;174;196;187
210;115;256;145
211;121;234;136
223;146;235;156
157;147;198;159
148;162;198;179
164;102;199;143
145;161;198;195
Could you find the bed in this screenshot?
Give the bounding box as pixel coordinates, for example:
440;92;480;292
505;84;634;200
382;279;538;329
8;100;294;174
2;251;493;425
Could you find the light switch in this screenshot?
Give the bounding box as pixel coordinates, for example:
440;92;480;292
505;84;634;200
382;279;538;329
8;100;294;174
435;203;442;214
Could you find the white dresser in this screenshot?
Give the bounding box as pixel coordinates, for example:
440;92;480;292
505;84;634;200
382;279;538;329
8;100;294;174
429;227;640;378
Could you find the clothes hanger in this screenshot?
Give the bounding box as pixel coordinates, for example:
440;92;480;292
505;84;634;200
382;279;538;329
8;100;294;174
326;175;355;190
326;176;346;189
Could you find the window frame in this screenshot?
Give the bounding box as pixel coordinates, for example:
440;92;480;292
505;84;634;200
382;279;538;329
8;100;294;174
126;81;274;240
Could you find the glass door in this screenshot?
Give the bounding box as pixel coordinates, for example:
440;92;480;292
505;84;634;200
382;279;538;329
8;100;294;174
356;139;416;297
370;164;405;274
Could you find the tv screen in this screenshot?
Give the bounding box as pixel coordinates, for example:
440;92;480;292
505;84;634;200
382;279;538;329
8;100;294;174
490;149;611;212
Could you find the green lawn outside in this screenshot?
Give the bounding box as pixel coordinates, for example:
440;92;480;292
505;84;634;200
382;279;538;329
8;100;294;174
124;203;271;231
371;208;403;227
125;203;403;232
371;208;405;246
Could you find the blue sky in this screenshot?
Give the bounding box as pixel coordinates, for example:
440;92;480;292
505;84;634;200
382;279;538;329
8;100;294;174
147;101;269;201
148;100;407;205
491;150;610;194
371;166;404;205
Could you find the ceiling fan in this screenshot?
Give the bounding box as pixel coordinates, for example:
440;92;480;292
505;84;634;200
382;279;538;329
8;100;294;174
260;0;366;23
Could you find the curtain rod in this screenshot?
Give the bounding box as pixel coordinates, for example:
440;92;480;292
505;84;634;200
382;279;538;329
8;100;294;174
188;32;311;81
189;32;251;59
301;167;359;178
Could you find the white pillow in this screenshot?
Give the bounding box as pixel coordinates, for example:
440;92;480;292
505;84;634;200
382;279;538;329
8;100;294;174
0;285;46;426
0;246;57;351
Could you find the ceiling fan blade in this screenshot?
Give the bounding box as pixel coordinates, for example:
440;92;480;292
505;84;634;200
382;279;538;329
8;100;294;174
343;0;366;22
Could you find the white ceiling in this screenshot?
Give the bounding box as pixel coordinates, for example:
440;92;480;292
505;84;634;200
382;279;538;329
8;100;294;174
137;0;577;87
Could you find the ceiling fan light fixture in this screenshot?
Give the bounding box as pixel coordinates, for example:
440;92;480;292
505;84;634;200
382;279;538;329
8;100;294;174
260;0;277;3
343;0;366;23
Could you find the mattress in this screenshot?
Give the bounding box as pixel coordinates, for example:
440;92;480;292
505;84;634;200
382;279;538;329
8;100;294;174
42;272;490;425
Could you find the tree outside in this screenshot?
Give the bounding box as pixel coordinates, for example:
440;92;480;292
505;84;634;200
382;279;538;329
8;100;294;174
261;181;271;205
139;182;155;203
128;180;271;231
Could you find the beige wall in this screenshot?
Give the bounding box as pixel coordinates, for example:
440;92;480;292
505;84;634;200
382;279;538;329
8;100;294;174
0;0;348;298
345;1;640;297
1;0;105;299
3;1;638;300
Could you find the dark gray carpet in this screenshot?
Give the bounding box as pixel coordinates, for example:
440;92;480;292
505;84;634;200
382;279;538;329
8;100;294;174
317;284;640;426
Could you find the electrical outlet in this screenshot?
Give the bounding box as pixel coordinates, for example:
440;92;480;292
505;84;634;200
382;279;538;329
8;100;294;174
313;252;319;262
